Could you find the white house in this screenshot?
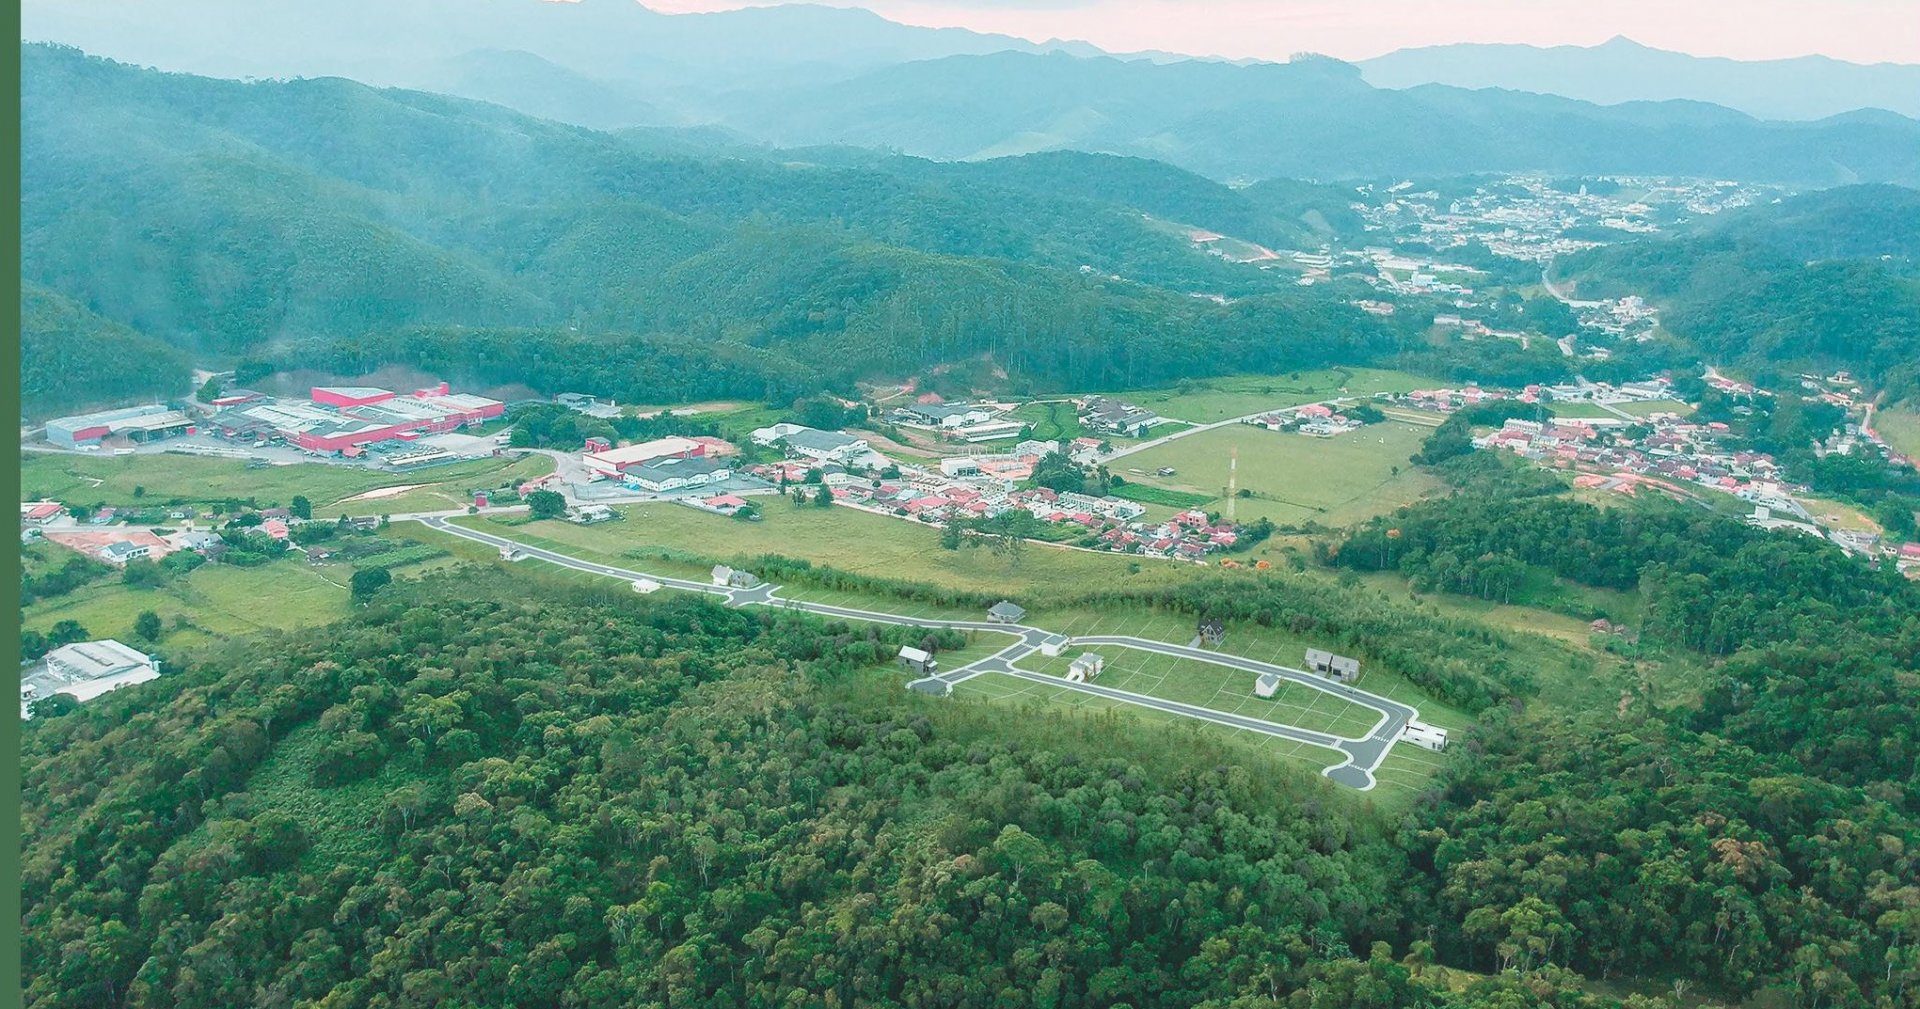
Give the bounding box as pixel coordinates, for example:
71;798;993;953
1400;720;1450;752
1066;653;1105;682
1254;672;1281;698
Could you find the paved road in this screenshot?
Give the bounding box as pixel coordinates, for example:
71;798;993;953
419;516;1418;790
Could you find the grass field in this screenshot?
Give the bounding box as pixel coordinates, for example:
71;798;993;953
453;503;1193;600
21;559;354;656
20;451;553;512
1613;399;1694;418
1052;368;1439;425
1013;648;1383;739
952;671;1349;777
1011;401;1089;442
1114;422;1441;529
1875;406;1920;462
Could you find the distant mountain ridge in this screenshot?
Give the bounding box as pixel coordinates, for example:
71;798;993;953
706;50;1920;185
1361;36;1920;121
23;0;1920;172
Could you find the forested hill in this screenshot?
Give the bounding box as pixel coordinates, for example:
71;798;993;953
20;281;192;416
1557;184;1920;398
23;556;1920;1007
22;42;1402;410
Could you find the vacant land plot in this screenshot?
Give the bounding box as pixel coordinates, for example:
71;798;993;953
952;671;1347;775
1052;368;1439;425
1013;648;1383;739
21;451;551;512
21;560;353;655
1117;422;1440;527
1875;406;1920;463
455;503;1190;600
324;456;554;515
1614;399;1695;418
1034;605;1476;731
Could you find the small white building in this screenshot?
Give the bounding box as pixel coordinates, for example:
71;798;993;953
631;578;661;594
97;541;153;566
711;564;736;587
1400;720;1450;752
1038;634;1068;657
1066;653;1105;683
1254;671;1281;698
898;645;936;675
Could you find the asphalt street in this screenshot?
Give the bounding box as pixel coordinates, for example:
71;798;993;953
420;515;1419;789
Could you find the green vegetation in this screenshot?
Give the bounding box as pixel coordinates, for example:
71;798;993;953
1066;367;1431;425
20;280;191;418
7;577;1624;1009
20;556;352;653
1106;481;1216;508
18;451;552;512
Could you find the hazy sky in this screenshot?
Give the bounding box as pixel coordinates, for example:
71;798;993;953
646;0;1920;64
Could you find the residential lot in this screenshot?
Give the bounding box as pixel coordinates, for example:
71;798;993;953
1011;648;1384;739
1116;421;1440;526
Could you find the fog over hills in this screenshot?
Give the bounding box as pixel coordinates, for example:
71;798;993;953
1360;35;1920;121
19;1;1920;185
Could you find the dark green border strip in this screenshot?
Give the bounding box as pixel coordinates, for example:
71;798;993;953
5;1;26;1000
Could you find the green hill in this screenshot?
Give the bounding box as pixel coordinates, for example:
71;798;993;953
1558;184;1920;396
19;281;192;417
24;42;1407;403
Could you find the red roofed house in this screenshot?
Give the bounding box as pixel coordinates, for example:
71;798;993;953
261;519;290;541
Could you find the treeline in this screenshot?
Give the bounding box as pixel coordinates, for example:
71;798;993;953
506;402;728;450
1334;494;1920;659
24;44;1606;409
20;281;189;418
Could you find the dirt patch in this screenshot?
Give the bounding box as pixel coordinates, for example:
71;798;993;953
340;483;429;502
44;528;175;558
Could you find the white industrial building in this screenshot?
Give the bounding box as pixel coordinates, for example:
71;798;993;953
21;639;161;718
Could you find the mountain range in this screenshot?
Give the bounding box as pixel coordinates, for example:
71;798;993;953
20;0;1920;185
1360;36;1920;122
20;43;1399;414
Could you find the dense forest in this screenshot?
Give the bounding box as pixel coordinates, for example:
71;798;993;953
24;553;1920;1008
20;281;192;414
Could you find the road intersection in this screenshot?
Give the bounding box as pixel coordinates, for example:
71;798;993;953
420;515;1419;790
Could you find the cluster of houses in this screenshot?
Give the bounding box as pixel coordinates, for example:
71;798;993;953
1475;415;1788;500
1389;378;1680;416
812;449;1247;560
1248;403;1364;438
21;499;310;566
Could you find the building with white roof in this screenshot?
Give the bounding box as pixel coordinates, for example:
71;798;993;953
21;639;161;718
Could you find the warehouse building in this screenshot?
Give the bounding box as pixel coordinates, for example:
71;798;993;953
208;382;503;455
583;436;705;480
45;404;193;449
622;455;733;493
21;639;161;718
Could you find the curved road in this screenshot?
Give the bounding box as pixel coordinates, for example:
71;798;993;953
419;515;1419;789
